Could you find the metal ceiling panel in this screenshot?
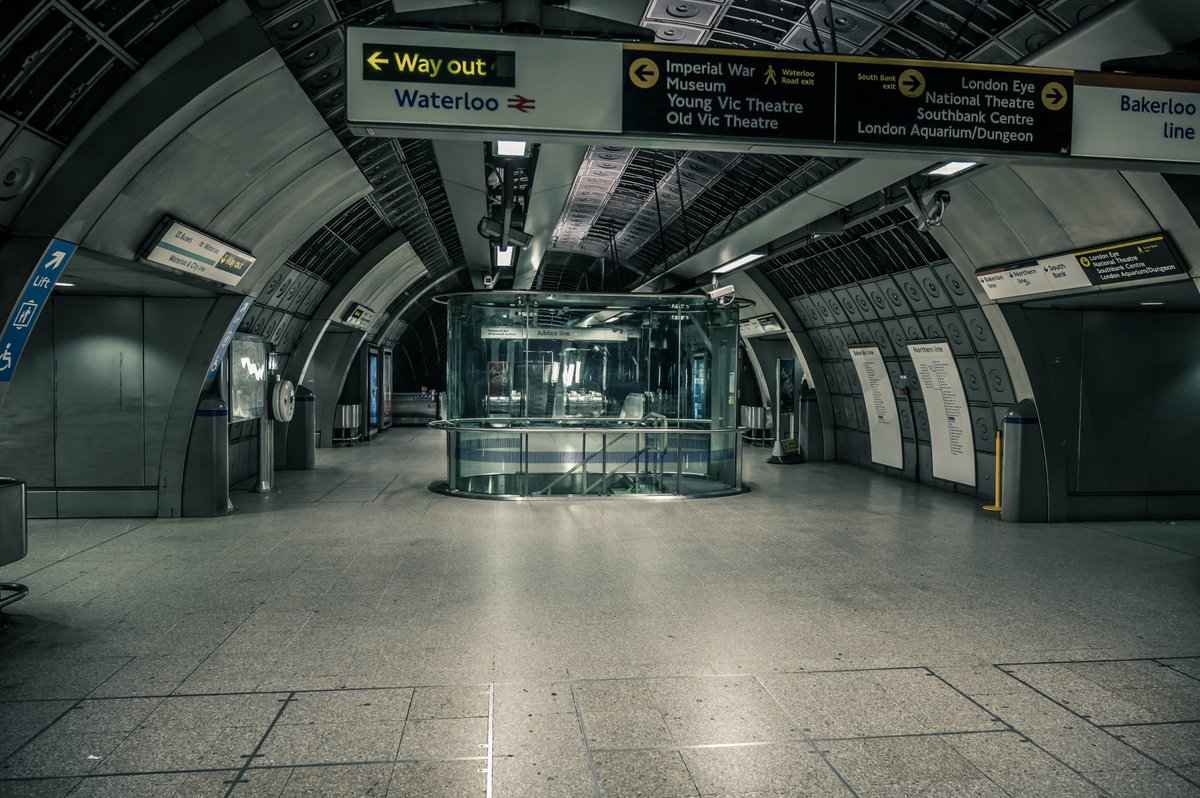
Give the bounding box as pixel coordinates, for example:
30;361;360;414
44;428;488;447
910;265;952;309
938;311;974;356
0;128;60;229
980;356;1017;404
865;320;891;356
916;312;943;340
957;357;991;403
958;307;999;353
230;152;370;282
882;318;908;353
932;261;976;307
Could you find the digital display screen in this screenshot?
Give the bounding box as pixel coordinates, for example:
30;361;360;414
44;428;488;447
230;337;267;421
368;352;380;431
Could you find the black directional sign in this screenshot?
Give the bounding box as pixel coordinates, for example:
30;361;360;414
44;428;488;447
361;43;515;87
622;44;836;142
836;61;1073;154
1076;235;1186;286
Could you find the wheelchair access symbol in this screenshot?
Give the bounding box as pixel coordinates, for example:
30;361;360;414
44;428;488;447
0;343;12;374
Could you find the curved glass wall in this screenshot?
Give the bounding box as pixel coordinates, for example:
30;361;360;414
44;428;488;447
434;291;745;498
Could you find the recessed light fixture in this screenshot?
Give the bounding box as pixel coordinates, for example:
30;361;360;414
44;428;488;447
495;140;527;157
925;161;978;177
712;251;765;274
495;245;515;267
55;282;76;287
1138;300;1165;306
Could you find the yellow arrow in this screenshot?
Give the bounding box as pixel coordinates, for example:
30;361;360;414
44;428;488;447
898;68;925;98
1041;81;1068;111
367;51;388;71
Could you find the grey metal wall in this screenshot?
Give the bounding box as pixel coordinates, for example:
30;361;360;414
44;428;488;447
229;420;260;487
1012;308;1200;520
930;164;1200;520
0;295;218;517
764;209;1017;500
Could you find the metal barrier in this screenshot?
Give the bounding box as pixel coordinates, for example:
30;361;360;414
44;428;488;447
0;477;29;618
431;418;745;499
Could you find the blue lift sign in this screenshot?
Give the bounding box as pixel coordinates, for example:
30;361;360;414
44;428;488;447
0;238;77;382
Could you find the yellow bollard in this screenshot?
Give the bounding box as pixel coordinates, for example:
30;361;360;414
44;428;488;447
982;430;1001;512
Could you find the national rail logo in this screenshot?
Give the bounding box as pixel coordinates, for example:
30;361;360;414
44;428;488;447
508;95;536;113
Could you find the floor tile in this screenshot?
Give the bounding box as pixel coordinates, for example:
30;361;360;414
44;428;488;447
387;760;487;796
681;742;852;796
396;717;488;760
592;749;699;798
277;688;413;726
258;721;404;766
0;430;1197;792
95;725;264;773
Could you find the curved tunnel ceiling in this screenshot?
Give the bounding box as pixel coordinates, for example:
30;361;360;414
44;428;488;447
0;0;1183;387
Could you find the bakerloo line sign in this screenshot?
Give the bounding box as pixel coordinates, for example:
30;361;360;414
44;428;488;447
345;27;1200;167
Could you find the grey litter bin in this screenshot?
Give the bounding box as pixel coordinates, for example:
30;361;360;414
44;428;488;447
334;403;361;445
0;477;29;615
286;386;317;468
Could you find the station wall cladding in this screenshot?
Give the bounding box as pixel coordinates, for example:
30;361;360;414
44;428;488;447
763;208;1017;500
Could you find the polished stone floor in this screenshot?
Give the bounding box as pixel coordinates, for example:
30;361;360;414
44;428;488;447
1;427;1198;797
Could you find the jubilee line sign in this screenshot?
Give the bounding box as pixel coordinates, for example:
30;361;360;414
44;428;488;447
345;27;1200;168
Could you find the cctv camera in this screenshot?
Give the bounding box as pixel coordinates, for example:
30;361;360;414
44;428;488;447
705;284;736;299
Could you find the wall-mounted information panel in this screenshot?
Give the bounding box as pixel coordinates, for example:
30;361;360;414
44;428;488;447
907;342;974;487
976;234;1187;301
848;345;903;470
343;303;376;331
739;313;782;337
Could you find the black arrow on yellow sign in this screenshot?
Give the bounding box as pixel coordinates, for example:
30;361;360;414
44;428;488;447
1042;81;1068;111
899;68;925;98
629;57;660;89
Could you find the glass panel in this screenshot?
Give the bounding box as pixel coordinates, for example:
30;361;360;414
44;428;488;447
441;292;742;497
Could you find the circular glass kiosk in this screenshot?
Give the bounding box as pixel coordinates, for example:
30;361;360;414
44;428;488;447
431;291;747;499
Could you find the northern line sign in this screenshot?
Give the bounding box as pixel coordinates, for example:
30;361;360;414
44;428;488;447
345;27;1200;167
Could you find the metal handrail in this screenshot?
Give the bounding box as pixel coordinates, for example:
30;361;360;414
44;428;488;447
536;430;632;495
433;420;745;498
431;417;730;434
537;412;676;494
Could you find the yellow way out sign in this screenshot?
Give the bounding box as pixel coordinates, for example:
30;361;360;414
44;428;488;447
360;43;516;87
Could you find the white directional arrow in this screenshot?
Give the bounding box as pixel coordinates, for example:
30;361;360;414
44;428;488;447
43;251;66;271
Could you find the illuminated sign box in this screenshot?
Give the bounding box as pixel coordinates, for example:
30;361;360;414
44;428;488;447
976;235;1187;301
141;218;254;288
344;304;376;331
